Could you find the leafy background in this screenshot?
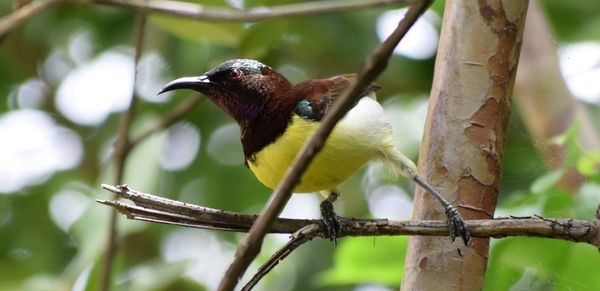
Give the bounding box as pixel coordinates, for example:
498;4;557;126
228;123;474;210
1;0;600;290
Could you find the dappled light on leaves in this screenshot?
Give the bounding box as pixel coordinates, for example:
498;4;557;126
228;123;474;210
382;98;428;156
41;49;74;87
11;79;49;109
367;185;412;220
67;30;94;66
136;51;173;103
0;110;83;193
49;188;91;232
159;121;201;171
558;42;600;103
207;123;244;165
56;48;134;126
161;229;234;290
376;9;440;60
279;194;321;219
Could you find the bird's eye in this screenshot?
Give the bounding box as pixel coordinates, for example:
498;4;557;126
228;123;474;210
228;68;242;80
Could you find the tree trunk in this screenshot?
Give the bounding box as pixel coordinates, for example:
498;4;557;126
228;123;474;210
401;1;529;290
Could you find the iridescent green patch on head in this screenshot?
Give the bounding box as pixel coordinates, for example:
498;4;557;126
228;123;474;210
209;59;269;76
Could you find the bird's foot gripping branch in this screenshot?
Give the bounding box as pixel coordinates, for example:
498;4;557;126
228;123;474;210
319;190;342;245
412;176;471;245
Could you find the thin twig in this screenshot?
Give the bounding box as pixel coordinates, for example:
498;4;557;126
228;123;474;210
0;0;63;42
217;1;433;290
129;94;204;146
98;184;600;248
91;0;409;22
99;15;147;291
0;0;406;45
241;224;321;291
99;183;313;233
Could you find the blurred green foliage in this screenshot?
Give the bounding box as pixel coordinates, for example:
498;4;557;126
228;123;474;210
1;0;599;291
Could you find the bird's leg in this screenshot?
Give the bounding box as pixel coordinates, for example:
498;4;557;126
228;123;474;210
413;176;471;245
319;189;341;245
383;149;471;245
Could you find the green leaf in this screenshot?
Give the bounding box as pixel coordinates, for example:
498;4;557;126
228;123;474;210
315;236;407;287
577;150;600;177
150;15;243;45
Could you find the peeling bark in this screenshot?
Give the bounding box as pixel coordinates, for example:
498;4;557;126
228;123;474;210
401;1;529;290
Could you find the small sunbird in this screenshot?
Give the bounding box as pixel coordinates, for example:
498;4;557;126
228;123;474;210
160;59;470;244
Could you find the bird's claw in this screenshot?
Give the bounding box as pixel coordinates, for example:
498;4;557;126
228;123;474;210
445;206;470;246
320;199;341;246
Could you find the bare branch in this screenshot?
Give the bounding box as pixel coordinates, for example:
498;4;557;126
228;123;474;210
0;0;63;42
99;183;600;290
99;184;312;233
0;0;408;40
99;184;600;248
91;0;409;22
217;1;434;290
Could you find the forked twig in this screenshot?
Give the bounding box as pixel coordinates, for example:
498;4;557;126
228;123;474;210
241;225;321;291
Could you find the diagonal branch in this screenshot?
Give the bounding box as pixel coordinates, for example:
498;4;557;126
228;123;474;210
241;225;321;291
218;1;433;290
91;0;409;22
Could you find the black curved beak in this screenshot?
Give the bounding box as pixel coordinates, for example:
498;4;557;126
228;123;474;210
158;75;213;94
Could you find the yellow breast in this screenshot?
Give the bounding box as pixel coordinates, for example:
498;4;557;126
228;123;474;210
247;98;395;193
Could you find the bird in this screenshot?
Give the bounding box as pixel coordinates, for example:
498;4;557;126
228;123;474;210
159;59;470;245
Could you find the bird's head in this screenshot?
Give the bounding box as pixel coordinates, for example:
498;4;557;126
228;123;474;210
160;59;292;124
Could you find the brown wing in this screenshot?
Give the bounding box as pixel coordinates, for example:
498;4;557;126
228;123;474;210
294;74;381;121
